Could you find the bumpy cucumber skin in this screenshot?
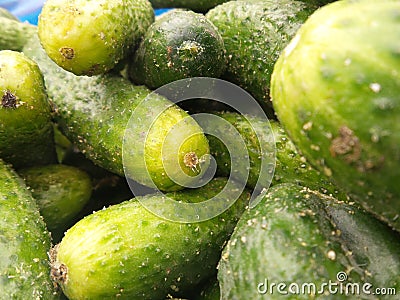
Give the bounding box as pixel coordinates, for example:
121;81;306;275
0;16;37;51
218;183;400;299
38;0;154;76
0;7;19;21
129;10;226;89
18;164;92;232
207;112;347;200
52;178;250;299
271;0;400;231
23;36;210;192
149;0;229;12
206;0;316;107
0;50;57;169
0;160;59;299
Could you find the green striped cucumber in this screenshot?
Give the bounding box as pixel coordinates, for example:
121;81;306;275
149;0;230;12
18;164;93;233
22;34;210;192
51;178;250;299
38;0;154;76
0;50;57;169
206;0;317;107
0;159;60;299
271;0;400;231
218;183;400;299
129;9;226;89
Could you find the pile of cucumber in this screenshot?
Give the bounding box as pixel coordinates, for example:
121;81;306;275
0;0;399;299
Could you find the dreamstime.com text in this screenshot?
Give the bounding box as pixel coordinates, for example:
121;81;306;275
257;272;397;297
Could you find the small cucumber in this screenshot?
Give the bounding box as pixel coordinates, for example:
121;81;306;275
206;112;347;200
129;9;226;89
0;7;19;21
0;15;36;51
18;164;93;234
149;0;230;12
0;159;59;299
0;50;57;169
206;0;317;107
38;0;154;76
271;0;400;231
218;183;400;299
22;35;210;192
51;178;250;299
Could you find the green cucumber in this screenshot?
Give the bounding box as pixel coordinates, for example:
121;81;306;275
129;9;226;89
206;112;347;200
22;34;210;192
18;164;93;234
38;0;154;76
206;0;316;108
271;0;400;231
0;50;57;169
0;7;19;21
218;183;400;299
149;0;230;12
0;15;36;51
0;159;60;299
50;177;250;299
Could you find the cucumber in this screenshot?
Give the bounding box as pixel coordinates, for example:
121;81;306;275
271;0;400;231
38;0;154;76
206;112;347;200
50;177;250;299
0;159;60;299
149;0;230;12
0;7;19;21
206;0;317;108
22;34;210;192
18;164;93;234
0;15;36;51
0;50;57;169
129;9;226;89
218;183;400;299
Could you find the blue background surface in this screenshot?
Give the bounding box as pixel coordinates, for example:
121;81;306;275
0;1;170;25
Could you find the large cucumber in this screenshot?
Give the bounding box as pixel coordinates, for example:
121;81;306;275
128;9;226;89
149;0;230;12
51;178;250;299
22;33;210;192
271;0;400;231
38;0;154;76
206;0;317;108
218;183;400;299
0;50;57;169
0;159;60;299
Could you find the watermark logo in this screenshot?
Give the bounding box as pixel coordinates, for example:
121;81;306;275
122;77;275;222
257;272;397;297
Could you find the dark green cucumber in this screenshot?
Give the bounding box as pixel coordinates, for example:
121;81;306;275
149;0;230;12
193;277;221;300
38;0;154;76
206;0;317;108
22;34;210;192
218;183;400;299
206;112;347;200
18;164;92;233
0;159;60;299
129;9;226;89
0;50;57;169
51;177;250;299
0;16;36;51
271;0;400;231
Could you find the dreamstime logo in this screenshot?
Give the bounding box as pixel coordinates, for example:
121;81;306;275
122;77;276;223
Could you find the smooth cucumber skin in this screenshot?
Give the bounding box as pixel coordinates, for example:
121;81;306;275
23;35;210;192
129;10;226;89
0;50;57;169
271;0;400;231
218;183;400;299
206;0;316;108
51;178;250;299
38;0;154;76
18;164;93;233
149;0;230;12
0;160;60;299
207;112;347;200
